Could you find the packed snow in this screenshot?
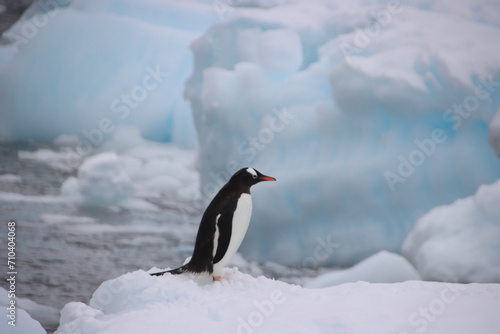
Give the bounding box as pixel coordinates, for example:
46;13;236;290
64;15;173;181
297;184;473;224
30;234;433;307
403;180;500;283
54;269;500;334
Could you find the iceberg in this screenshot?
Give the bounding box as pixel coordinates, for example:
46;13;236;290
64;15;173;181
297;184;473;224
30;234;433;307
0;0;220;147
55;269;500;334
186;0;500;266
403;180;500;283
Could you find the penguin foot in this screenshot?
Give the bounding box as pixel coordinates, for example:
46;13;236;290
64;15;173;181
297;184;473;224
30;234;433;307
213;276;222;282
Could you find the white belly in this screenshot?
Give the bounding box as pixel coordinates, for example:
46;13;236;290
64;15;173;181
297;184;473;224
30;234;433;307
213;193;252;276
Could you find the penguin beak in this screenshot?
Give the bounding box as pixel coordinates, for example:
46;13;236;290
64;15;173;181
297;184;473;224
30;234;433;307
258;175;276;182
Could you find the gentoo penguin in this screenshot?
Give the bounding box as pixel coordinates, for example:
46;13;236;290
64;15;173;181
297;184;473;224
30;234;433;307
150;167;275;281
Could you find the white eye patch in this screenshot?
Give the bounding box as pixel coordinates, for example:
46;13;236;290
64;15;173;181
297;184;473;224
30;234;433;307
246;167;257;178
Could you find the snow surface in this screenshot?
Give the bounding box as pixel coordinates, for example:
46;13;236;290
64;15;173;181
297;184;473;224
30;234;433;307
55;269;500;334
305;250;421;288
403;180;500;283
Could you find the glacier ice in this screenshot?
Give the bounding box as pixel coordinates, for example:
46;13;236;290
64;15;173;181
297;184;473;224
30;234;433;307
186;1;500;267
0;0;220;147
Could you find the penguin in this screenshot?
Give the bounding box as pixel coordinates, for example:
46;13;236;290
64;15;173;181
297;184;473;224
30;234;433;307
150;167;275;281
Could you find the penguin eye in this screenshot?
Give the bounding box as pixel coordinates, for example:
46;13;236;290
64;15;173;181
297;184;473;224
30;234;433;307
252;174;257;179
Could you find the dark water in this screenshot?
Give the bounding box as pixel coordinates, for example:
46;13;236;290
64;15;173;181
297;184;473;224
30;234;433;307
0;141;202;332
0;141;315;333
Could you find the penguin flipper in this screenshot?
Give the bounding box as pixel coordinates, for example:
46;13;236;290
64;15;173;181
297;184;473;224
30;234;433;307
149;265;188;276
213;211;233;264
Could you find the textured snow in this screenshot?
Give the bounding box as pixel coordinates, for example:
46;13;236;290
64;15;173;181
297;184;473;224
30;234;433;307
55;269;500;334
305;251;421;288
403;180;500;283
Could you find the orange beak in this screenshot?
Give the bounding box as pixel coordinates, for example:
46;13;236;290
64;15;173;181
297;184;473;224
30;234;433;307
258;176;276;182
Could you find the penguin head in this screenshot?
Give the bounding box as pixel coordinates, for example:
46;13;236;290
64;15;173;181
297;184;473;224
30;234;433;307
231;167;276;187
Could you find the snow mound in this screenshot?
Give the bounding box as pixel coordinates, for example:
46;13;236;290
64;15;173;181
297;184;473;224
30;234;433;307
187;0;500;267
55;269;500;334
403;180;500;283
306;251;421;288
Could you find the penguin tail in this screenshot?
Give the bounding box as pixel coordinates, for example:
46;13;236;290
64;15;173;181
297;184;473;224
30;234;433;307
149;265;189;277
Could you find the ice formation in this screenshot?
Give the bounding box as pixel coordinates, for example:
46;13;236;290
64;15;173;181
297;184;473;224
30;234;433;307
403;180;500;283
186;0;500;266
0;0;220;147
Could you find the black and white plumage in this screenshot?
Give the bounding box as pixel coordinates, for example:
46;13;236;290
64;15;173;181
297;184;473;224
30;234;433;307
150;167;275;280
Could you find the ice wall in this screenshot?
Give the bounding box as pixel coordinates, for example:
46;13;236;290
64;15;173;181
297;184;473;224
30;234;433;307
0;0;219;147
186;1;500;266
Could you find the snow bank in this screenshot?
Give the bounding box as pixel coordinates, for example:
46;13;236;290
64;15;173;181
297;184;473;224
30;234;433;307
186;0;500;267
55;269;500;334
403;180;500;283
0;287;47;334
0;0;219;147
306;250;421;288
